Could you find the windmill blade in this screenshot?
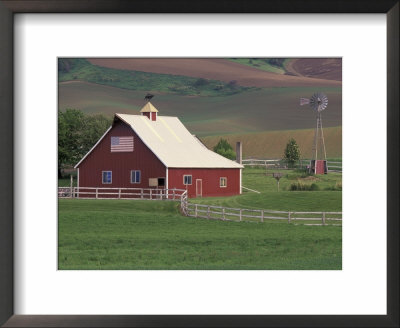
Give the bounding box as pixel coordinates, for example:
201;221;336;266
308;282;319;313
300;98;310;106
310;93;328;112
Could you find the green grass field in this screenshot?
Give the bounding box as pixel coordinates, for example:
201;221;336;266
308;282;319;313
193;168;342;211
58;168;341;270
58;199;341;270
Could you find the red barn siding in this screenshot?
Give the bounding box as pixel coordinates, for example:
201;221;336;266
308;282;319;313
78;121;166;189
168;168;241;198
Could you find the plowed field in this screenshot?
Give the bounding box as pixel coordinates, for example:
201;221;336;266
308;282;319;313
87;58;341;88
285;58;342;81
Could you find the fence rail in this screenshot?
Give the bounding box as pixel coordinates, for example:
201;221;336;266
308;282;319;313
184;202;342;226
58;187;187;201
242;159;342;173
58;187;340;226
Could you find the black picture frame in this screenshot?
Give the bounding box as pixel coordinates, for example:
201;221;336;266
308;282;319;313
0;1;398;327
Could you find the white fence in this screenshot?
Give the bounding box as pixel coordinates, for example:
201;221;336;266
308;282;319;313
58;187;340;226
242;159;342;173
242;159;285;168
58;187;187;201
183;203;342;226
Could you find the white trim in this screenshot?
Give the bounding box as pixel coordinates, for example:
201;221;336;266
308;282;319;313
74;126;112;168
77;168;80;198
220;177;227;188
196;179;202;197
130;170;141;184
102;171;112;184
183;174;192;185
240;168;242;194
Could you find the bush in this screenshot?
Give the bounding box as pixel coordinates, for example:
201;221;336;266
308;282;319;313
289;181;319;191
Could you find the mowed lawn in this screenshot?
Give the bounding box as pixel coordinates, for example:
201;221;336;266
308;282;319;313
194;168;342;212
59;198;342;270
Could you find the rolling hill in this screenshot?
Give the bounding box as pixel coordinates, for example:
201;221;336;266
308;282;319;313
59;81;341;137
87;58;341;88
58;58;342;158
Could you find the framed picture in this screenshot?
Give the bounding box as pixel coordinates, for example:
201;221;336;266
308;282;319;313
0;1;398;327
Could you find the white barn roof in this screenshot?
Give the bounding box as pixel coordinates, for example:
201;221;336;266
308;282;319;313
116;113;243;169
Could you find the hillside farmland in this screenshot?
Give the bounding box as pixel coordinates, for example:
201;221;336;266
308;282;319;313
59;81;342;137
284;58;342;81
87;58;341;88
201;126;342;159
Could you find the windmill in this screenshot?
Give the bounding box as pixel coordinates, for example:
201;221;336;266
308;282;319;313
300;93;329;174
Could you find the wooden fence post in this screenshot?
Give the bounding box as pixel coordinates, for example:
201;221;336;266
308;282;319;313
150;189;152;200
118;189;121;199
239;209;242;221
173;189;175;200
70;175;73;198
195;204;198;217
96;188;98;199
141;189;143;199
207;206;210;219
322;212;326;225
222;208;225;220
288;211;291;223
261;210;264;223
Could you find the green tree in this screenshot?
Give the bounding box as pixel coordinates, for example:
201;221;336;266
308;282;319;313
283;138;300;168
213;139;236;160
58;109;112;178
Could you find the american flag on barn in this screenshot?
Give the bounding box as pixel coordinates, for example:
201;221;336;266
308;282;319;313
111;136;134;152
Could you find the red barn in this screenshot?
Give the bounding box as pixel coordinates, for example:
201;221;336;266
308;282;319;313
74;102;243;198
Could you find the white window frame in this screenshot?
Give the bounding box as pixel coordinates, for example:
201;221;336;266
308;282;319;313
130;170;141;184
220;177;227;188
102;171;112;184
183;175;192;185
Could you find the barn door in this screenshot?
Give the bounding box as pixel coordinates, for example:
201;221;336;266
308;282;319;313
196;179;202;197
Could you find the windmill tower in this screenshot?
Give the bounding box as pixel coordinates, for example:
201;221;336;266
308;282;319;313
300;93;328;174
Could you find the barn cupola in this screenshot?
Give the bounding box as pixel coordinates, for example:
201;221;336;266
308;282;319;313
140;102;159;121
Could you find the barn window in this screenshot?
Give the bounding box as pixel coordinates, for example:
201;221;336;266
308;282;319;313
220;177;227;188
131;170;141;184
183;175;192;185
102;171;112;184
